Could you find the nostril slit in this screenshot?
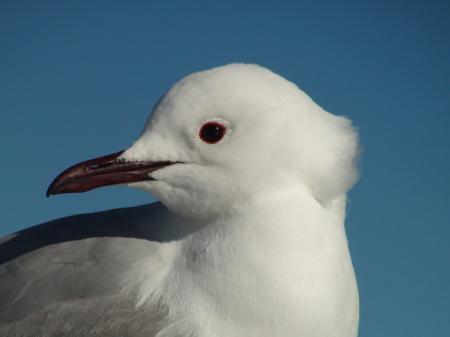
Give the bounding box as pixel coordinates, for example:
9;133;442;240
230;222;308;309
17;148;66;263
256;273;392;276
88;161;117;170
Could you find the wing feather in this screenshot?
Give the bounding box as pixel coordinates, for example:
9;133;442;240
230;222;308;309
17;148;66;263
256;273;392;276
0;203;171;336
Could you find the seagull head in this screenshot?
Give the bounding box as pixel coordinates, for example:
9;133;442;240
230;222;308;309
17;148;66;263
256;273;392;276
47;64;358;219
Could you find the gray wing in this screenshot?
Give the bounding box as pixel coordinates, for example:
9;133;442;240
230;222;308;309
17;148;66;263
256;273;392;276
0;202;180;337
0;296;164;337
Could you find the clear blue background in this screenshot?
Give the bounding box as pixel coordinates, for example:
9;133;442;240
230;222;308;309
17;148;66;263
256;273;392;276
1;1;449;336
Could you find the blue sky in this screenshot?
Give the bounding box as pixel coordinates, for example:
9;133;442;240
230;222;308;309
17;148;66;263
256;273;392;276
1;1;449;336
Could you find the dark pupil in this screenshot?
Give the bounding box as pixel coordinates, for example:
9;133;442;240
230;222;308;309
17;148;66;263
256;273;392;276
201;123;224;143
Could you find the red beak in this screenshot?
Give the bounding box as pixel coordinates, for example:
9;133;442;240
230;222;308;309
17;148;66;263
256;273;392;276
46;151;176;196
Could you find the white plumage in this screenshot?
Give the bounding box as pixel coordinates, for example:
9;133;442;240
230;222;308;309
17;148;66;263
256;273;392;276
0;64;359;337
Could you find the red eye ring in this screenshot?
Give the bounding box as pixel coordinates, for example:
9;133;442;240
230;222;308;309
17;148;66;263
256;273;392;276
199;122;226;144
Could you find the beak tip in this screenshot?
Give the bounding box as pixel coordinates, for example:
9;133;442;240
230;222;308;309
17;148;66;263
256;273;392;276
46;185;55;198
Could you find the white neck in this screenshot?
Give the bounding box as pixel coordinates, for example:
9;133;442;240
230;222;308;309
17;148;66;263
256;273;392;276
127;187;359;337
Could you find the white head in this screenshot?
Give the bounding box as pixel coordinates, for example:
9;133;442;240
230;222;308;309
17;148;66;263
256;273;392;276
117;64;359;219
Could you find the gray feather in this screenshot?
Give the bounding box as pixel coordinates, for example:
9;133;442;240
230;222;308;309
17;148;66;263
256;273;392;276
0;202;188;336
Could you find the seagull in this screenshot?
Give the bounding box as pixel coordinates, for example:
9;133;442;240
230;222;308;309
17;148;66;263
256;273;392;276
0;64;359;337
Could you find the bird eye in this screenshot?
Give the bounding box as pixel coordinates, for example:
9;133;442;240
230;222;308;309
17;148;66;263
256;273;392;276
199;122;226;144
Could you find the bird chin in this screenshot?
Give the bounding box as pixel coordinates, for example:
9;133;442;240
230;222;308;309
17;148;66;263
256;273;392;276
126;180;167;201
127;180;208;220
